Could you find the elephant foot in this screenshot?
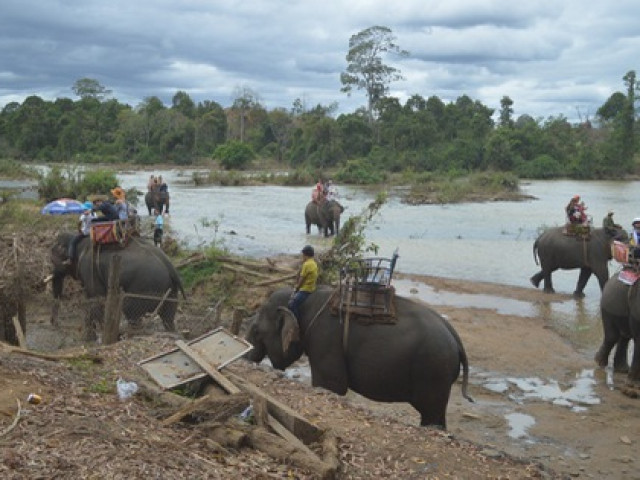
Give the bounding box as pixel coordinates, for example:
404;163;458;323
573;291;585;298
614;364;630;374
621;381;640;399
594;352;607;368
543;287;555;294
529;276;539;288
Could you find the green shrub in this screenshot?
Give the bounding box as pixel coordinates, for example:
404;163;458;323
214;141;255;170
37;166;119;202
335;158;386;184
516;155;564;179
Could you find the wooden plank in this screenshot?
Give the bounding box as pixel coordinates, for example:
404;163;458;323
225;370;322;445
11;316;26;348
267;414;320;460
175;340;241;394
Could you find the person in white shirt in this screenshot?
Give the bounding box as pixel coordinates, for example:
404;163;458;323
66;202;96;265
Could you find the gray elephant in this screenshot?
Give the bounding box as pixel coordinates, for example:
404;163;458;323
50;232;185;339
245;286;472;429
595;273;636;382
530;227;627;297
305;200;344;236
145;190;170;216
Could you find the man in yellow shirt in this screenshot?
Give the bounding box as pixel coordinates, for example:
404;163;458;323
288;245;318;320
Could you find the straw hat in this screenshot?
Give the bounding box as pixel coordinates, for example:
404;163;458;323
111;187;125;200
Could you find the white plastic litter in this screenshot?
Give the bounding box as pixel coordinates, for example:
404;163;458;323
116;378;139;400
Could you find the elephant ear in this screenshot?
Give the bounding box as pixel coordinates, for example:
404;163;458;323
277;306;300;354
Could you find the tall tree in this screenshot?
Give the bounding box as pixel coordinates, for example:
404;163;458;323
230;86;262;142
72;78;111;101
340;26;409;123
499;96;514;128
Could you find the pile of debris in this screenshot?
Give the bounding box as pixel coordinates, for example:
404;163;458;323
0;232;53;344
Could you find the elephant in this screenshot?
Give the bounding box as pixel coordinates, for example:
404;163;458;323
595;273;637;383
305;200;344;237
50;232;185;339
245;286;472;429
145;190;170;216
530;227;627;297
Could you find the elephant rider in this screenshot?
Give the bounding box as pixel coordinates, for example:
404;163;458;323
325;179;339;202
630;219;640;261
111;186;129;221
602;210;623;239
288;245;318;320
566;195;585;224
91;198;119;222
311;179;325;204
65;201;96;266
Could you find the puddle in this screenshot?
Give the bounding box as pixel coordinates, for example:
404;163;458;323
481;369;600;412
393;279;538;317
505;412;536;439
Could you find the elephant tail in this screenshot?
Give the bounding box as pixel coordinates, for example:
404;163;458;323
458;342;474;403
443;319;474;403
532;238;539;265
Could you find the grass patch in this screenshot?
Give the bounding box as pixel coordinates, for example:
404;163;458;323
0;159;39;179
0;199;77;231
404;171;522;204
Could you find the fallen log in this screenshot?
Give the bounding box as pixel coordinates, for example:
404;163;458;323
202;423;250;450
221;264;273;280
253;273;297;287
219;256;296;274
249;427;336;480
0;342;101;363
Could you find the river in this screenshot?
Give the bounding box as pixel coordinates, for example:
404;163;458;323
6;168;637;350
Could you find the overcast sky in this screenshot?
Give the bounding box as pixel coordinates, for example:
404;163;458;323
1;1;638;123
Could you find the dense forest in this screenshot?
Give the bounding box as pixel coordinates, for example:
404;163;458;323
1;27;638;182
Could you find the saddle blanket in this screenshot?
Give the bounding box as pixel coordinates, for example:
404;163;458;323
618;268;640;286
612;241;630;264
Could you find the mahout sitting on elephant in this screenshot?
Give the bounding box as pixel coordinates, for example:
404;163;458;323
245;285;472;429
595;272;640;395
50;232;185;340
530;227;627;297
304;200;344;237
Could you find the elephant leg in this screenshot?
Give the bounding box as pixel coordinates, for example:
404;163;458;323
613;337;630;373
84;303;103;342
574;268;592;297
595;335;618;368
542;270;555;293
530;271;543;288
412;385;451;429
159;301;177;331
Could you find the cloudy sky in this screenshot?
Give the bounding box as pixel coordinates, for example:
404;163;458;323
1;1;637;123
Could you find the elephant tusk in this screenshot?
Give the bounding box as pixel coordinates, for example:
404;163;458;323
43;274;54;284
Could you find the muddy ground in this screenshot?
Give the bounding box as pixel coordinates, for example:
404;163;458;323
1;271;638;479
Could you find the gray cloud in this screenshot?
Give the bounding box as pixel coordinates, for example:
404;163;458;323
1;0;638;122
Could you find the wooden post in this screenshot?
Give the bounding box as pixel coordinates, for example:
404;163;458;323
230;308;244;335
102;255;122;345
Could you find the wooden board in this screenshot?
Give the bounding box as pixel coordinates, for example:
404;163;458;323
138;327;253;390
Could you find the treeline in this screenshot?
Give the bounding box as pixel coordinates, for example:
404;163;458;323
0;72;638;181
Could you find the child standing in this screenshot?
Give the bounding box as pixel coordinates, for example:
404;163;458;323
153;208;164;247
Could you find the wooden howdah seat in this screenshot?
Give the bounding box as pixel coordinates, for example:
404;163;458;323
90;219;134;247
331;249;399;324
